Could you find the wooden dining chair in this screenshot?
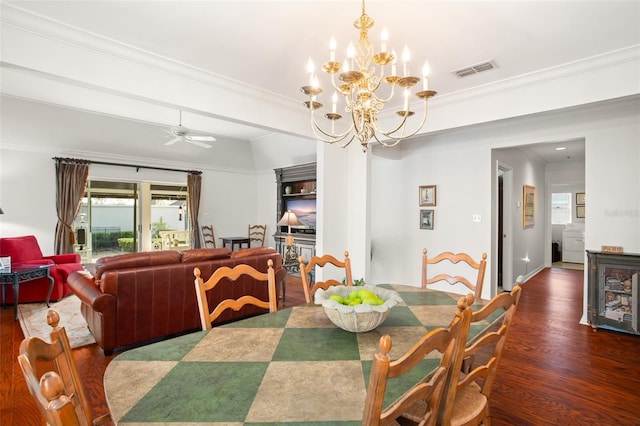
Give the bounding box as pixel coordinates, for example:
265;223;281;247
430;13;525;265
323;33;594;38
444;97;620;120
363;294;474;426
422;249;488;300
248;224;267;247
193;259;278;330
298;250;353;303
18;310;112;426
443;284;523;426
201;224;216;248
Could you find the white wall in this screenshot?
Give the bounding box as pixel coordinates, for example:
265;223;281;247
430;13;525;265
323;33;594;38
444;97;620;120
360;96;640;310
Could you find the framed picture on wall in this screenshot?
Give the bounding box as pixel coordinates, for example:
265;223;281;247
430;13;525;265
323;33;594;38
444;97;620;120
419;185;436;206
576;192;585;205
523;185;535;229
420;209;434;230
576;205;586;218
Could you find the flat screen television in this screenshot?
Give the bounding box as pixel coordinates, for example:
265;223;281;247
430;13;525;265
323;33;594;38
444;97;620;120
285;198;316;232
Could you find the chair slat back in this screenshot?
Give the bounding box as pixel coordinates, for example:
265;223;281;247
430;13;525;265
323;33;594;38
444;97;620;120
422;249;488;299
298;250;353;303
444;285;523;426
193;259;277;330
201;225;216;248
18;310;109;426
363;295;474;426
248;224;267;247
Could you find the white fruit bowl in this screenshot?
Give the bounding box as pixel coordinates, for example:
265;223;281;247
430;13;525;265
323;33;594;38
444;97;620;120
314;285;403;332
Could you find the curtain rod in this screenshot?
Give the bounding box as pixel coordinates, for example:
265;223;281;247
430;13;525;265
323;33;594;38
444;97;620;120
53;157;202;175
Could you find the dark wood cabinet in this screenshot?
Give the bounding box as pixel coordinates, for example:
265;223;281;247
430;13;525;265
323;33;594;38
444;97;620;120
587;250;639;335
274;162;316;264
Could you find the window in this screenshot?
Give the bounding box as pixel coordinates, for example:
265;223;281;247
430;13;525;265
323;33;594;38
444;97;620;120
551;193;572;225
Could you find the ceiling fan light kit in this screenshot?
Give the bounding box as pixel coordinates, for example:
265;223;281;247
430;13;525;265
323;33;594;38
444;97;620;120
164;110;216;149
301;0;436;152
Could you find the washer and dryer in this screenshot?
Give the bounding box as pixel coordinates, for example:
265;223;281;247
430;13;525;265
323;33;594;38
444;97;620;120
562;224;585;264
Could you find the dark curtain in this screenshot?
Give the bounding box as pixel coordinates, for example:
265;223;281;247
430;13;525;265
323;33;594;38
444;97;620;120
54;158;90;254
187;172;202;248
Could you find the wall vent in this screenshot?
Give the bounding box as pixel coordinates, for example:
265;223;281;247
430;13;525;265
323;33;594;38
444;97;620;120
452;59;498;78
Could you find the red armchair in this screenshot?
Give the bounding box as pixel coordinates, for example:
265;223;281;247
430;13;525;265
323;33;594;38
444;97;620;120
0;235;84;303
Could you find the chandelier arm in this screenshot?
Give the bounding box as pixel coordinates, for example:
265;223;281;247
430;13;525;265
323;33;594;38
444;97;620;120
372;101;430;146
310;111;355;143
371;107;412;136
374;99;429;139
384;101;430;139
340;133;358;148
372;84;396;104
377;137;403;148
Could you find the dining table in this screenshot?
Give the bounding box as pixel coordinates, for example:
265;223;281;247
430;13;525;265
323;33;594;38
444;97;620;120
104;284;500;425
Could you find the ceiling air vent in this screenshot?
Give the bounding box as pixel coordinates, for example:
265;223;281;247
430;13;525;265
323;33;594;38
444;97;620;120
452;60;498;78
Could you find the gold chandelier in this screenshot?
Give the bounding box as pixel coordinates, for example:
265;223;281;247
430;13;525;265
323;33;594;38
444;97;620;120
301;0;436;152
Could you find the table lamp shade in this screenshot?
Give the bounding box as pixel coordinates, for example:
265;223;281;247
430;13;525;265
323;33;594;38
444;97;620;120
278;210;303;247
277;210;303;229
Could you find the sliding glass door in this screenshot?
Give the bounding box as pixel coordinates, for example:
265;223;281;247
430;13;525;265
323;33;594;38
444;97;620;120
74;181;189;261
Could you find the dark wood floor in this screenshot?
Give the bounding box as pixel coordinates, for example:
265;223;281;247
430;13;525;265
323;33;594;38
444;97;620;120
2;269;639;425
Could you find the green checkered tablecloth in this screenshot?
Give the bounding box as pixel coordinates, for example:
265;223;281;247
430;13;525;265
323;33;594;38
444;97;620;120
104;284;498;425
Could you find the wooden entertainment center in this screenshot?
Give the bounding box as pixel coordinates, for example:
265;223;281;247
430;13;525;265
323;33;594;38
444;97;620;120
274;162;316;267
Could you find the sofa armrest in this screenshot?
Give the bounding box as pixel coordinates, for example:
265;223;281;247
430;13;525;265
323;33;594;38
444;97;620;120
67;271;115;313
45;253;81;264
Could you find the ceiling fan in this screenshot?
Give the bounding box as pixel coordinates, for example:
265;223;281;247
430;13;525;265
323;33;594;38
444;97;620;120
164;111;215;149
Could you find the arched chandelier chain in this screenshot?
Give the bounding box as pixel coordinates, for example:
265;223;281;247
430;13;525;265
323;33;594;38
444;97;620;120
301;0;436;152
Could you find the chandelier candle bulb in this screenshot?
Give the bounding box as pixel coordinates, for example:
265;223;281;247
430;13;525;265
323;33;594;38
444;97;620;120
347;42;355;70
330;37;336;62
307;58;315;85
422;62;430;90
402;45;410;76
332;92;338;113
381;27;388;52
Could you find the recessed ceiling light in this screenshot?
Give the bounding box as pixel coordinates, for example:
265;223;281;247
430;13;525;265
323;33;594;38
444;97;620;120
555;147;567;151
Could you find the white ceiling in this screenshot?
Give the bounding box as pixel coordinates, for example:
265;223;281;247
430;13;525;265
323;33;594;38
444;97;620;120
2;0;639;163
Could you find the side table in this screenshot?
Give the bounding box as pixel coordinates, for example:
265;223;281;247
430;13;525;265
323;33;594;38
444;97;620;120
220;237;250;251
0;264;54;320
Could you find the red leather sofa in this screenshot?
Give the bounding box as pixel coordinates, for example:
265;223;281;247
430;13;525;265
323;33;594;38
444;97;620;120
0;235;84;303
67;246;285;355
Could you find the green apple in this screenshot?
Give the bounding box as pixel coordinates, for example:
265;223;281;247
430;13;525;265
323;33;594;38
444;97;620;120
363;297;385;306
330;294;344;304
357;289;377;300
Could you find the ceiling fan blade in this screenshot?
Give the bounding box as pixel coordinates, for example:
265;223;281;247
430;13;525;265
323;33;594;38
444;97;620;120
187;135;216;142
164;137;181;146
186;139;212;149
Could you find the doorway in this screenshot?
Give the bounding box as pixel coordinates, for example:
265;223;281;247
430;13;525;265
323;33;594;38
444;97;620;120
497;162;514;291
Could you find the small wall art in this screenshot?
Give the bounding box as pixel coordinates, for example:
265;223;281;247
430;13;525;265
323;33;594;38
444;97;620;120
576;192;586;205
523;185;535;229
419;185;436;206
576;205;585;218
420;209;434;230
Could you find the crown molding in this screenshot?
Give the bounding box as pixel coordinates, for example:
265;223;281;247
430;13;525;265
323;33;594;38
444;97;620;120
0;3;295;106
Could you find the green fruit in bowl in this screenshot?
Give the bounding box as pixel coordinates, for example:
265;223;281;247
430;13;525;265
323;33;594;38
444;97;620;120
356;289;378;300
330;294;344;304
